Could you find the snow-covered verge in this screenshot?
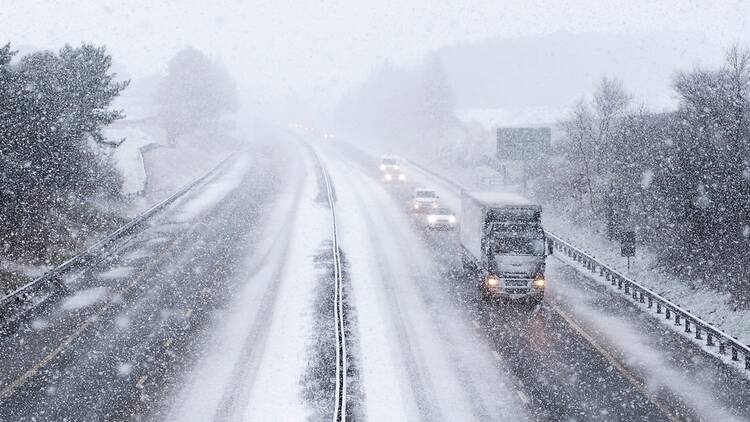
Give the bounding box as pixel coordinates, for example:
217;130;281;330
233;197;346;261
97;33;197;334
397;150;750;345
105;122;155;196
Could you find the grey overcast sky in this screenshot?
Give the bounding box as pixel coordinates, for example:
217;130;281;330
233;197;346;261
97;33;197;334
2;0;749;118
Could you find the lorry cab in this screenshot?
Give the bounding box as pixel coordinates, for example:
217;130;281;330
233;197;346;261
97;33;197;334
412;188;439;213
459;191;547;302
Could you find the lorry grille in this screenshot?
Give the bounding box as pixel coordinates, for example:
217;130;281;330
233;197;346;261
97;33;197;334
503;279;529;288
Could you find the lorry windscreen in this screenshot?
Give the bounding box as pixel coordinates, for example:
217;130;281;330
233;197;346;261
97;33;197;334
492;237;545;256
486;208;540;223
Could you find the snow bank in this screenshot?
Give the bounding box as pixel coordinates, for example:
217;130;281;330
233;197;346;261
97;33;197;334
106;124;157;196
61;286;109;310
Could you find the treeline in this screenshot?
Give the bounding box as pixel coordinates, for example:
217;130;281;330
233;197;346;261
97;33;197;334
0;43;127;261
538;47;750;289
156;47;238;147
336;56;463;156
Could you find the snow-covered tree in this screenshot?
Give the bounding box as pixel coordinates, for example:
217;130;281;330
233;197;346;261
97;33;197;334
156;47;238;146
0;43;127;260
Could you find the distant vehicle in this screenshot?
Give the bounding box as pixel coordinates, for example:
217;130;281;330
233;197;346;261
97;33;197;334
382;170;406;183
459;191;548;302
379;157;399;172
423;207;457;230
412;188;439;212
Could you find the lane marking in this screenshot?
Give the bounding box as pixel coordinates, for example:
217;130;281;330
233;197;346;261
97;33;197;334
0;316;95;399
516;390;530;404
551;303;679;422
164;338;173;348
491;350;502;361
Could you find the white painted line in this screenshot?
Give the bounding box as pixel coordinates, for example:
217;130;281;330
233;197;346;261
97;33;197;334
516;390;530;404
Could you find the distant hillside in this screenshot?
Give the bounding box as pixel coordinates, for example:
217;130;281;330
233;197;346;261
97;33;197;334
437;31;724;125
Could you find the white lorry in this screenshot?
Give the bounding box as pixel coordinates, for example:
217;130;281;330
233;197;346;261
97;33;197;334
459;191;548;301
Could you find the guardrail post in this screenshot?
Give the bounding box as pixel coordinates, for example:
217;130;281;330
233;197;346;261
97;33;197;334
732;346;739;361
599;267;605;277
665;308;671;319
590;261;597;273
618;278;623;290
695;326;702;340
719;342;726;354
745;354;750;370
632;287;638;300
674;313;681;325
624;282;630;294
639;291;645;303
707;332;714;346
684;319;691;333
647;295;653;308
610;274;616;286
656;302;662;314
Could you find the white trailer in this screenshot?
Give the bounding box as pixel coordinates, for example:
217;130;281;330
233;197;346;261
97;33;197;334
459;191;548;301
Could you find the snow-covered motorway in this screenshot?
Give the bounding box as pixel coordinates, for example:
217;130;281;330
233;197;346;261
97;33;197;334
2;136;750;421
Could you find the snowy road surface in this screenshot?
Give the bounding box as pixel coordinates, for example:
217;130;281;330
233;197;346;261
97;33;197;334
1;138;750;421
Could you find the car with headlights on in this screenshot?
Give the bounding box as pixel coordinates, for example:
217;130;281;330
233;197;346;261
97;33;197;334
411;188;439;213
379;157;399;172
382;170;406;183
423;207;457;230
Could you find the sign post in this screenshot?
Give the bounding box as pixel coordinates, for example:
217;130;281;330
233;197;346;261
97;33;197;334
620;230;636;271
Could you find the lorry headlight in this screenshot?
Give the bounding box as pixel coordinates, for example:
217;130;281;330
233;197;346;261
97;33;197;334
393;165;400;170
398;173;406;181
414;203;420;209
380;164;386;171
533;277;546;288
448;215;456;223
432;203;439;208
427;215;437;224
485;276;500;288
384;173;392;181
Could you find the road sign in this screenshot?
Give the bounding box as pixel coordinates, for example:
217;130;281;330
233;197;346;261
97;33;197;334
620;231;636;257
621;230;635;272
496;127;551;161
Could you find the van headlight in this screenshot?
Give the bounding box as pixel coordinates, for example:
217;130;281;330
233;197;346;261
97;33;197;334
380;164;386;171
448;215;456;224
413;203;420;209
427;215;437;224
398;173;406;181
384;173;392;181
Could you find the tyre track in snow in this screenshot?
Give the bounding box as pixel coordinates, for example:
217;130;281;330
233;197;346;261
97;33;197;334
0;150;277;421
211;149;309;422
322;144;529;421
331;145;529;421
335;159;445;422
